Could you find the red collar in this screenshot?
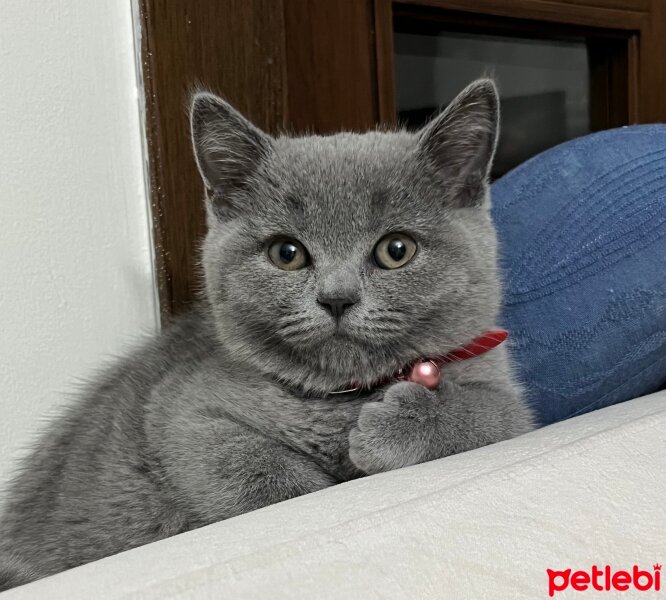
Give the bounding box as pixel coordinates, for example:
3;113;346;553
331;329;508;395
427;328;508;367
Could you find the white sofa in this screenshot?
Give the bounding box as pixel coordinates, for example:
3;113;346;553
4;390;665;599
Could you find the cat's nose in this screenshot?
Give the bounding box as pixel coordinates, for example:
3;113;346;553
317;295;358;319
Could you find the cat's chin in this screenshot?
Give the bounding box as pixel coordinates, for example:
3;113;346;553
217;315;419;396
273;337;410;397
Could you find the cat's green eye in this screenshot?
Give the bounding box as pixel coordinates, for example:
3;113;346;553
268;238;309;271
374;233;417;269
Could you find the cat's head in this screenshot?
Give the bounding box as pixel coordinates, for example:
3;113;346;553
191;79;502;394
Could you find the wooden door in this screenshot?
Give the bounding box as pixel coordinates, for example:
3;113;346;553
140;0;666;316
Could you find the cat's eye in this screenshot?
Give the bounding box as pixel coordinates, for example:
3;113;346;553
267;238;309;271
373;233;417;269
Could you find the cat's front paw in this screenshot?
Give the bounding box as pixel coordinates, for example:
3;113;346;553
349;381;441;475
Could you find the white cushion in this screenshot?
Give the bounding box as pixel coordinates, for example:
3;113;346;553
5;390;666;599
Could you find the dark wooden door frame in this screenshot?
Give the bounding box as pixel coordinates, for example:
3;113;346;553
140;0;666;318
139;0;380;318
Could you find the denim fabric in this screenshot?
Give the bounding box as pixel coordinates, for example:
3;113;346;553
492;125;666;425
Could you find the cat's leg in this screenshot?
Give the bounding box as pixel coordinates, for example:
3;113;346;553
0;553;38;592
161;418;336;524
348;380;533;475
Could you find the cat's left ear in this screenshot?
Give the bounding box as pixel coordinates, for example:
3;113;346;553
190;91;273;213
416;78;499;207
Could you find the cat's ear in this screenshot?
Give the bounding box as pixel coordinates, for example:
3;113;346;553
190;92;273;204
416;78;499;207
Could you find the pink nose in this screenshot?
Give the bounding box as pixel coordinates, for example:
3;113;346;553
407;360;441;390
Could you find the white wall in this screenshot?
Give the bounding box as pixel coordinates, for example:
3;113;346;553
0;1;158;491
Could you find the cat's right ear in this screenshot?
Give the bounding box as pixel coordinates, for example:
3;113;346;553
415;79;499;208
190;92;273;207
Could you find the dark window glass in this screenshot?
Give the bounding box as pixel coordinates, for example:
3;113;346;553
394;30;590;176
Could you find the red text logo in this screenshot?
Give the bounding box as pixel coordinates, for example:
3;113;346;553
547;564;661;596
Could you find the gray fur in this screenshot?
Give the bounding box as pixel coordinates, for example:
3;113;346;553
0;79;534;590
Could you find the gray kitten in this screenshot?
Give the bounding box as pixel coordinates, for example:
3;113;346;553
0;79;534;590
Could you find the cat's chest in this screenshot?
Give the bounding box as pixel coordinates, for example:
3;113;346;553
269;391;376;481
204;363;375;479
